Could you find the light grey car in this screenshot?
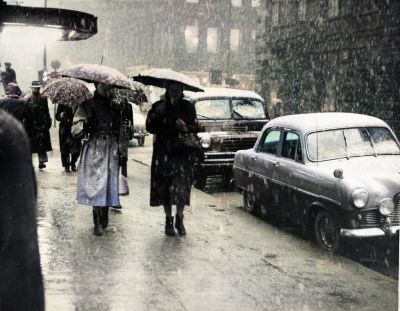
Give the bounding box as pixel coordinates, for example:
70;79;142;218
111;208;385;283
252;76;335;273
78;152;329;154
233;112;400;251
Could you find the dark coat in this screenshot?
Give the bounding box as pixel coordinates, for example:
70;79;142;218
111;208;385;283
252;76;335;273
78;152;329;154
146;97;200;206
0;95;32;133
26;95;52;153
118;100;134;159
55;104;81;155
0;110;44;311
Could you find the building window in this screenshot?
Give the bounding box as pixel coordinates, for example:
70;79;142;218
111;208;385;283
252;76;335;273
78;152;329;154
271;2;279;27
251;0;261;7
328;0;339;17
230;29;240;51
251;29;256;40
298;0;306;21
207;27;219;53
231;0;242;7
185;25;199;53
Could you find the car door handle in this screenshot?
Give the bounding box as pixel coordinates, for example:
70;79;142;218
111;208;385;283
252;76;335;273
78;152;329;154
251;156;257;161
273;161;282;167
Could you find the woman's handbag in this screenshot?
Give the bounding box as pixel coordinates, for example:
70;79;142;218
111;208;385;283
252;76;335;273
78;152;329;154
172;133;203;153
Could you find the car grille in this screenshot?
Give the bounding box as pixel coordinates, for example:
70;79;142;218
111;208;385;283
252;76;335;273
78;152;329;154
220;137;257;152
362;195;400;227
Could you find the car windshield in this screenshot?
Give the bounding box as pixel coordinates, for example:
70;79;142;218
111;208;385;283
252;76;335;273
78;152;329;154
307;127;400;161
195;99;231;119
232;99;266;119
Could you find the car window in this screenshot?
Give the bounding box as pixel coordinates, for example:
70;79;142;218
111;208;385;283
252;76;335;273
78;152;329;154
307;127;400;161
282;131;302;162
196;99;231;119
259;129;281;155
231;99;266;119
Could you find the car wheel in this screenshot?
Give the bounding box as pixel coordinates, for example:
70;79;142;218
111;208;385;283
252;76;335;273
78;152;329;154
314;210;340;252
243;191;257;214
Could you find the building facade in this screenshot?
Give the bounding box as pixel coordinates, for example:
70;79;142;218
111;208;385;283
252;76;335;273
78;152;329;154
256;0;400;135
113;0;262;87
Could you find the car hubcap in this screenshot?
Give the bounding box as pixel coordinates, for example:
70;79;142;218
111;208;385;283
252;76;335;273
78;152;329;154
319;216;336;248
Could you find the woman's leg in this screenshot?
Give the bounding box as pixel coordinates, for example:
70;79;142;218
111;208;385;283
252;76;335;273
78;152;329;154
92;206;103;236
164;204;176;236
175;204;186;236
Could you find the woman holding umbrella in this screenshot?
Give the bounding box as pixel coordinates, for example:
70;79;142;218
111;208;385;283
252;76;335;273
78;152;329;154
59;63;141;236
74;82;121;236
142;70;203;236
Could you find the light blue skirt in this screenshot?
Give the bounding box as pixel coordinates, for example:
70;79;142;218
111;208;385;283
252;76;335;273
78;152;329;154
76;134;120;207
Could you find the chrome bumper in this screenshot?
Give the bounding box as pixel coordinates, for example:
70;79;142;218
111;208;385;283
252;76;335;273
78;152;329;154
340;226;400;238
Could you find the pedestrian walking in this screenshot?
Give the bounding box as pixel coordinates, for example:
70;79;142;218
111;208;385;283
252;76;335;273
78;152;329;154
0;110;44;311
1;62;17;94
0;83;32;134
146;82;203;236
74;82;121;236
55;104;81;172
26;81;52;169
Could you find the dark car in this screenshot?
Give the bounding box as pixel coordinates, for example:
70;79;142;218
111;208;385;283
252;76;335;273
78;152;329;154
233;112;400;251
184;87;269;189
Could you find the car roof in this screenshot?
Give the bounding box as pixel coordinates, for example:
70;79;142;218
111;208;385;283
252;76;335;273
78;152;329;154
266;112;389;134
184;87;264;102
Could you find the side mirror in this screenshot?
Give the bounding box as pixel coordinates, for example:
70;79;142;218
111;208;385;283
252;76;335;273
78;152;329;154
333;168;343;179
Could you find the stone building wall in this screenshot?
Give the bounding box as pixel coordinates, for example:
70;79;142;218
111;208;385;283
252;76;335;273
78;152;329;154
256;0;400;136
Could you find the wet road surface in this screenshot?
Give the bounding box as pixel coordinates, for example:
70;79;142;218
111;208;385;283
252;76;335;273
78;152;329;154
35;133;398;311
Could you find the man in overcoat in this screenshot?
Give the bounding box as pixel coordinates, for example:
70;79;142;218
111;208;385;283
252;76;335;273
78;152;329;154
56;104;81;172
26;81;52;169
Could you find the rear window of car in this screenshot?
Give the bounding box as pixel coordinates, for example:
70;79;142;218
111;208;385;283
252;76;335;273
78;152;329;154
307;127;400;161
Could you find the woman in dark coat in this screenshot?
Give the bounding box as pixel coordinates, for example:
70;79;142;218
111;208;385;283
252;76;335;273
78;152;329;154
55;104;81;172
26;81;52;169
146;82;202;236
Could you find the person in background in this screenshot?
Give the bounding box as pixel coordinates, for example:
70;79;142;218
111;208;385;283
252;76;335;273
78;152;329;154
26;81;52;170
0;83;32;134
55;104;81;172
1;62;17;94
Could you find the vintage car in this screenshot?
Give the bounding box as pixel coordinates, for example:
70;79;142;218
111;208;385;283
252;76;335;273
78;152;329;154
184;87;269;189
233;112;400;251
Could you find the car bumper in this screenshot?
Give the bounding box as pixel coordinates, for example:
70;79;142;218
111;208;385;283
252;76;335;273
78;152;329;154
340;226;400;238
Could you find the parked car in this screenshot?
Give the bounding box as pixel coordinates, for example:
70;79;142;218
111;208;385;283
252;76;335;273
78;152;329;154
233;112;400;251
184;87;269;189
130;103;148;146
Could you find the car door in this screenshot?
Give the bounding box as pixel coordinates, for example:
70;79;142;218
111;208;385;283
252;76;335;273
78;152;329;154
251;128;282;214
274;130;304;225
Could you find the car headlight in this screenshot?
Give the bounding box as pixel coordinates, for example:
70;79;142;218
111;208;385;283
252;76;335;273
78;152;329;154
351;188;369;208
198;133;211;149
379;199;394;216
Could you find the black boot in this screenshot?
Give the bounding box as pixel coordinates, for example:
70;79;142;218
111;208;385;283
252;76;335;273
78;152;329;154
100;206;109;229
93;206;103;236
165;216;176;236
175;214;186;236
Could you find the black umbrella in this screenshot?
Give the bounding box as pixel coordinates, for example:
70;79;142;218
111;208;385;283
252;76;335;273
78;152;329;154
132;68;204;92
